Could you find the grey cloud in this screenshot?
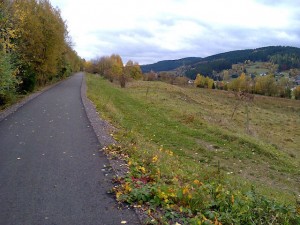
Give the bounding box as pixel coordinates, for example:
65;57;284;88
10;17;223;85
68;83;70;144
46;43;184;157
52;0;300;64
87;16;300;65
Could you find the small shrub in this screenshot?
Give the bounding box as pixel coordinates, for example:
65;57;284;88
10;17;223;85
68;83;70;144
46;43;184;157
293;86;300;100
0;52;18;106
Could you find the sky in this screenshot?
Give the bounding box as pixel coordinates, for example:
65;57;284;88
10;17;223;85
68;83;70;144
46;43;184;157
49;0;300;65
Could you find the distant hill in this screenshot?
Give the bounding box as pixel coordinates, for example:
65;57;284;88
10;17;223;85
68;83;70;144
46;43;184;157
141;46;300;79
141;57;201;73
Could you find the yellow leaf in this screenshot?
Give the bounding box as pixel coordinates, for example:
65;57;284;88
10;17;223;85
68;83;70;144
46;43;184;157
152;155;158;163
183;186;189;195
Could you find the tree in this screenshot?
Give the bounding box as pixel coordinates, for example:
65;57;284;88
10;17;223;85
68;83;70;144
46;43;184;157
144;71;157;81
58;44;82;78
84;60;93;73
194;74;214;89
124;60;143;80
159;72;175;84
9;0;79;89
238;72;247;91
194;74;205;88
0;51;18;105
223;70;230;81
293;86;300;100
216;81;225;90
205;76;214;89
109;54;125;87
174;76;189;86
94;56;113;80
0;1;18;104
0;0;18;54
228;78;239;92
228;73;248;92
277;77;292;98
89;54;144;87
231;91;255;134
0;0;81;106
254;74;277;96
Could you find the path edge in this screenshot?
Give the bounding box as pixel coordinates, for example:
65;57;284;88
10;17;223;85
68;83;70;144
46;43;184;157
80;73;146;224
80;73;117;147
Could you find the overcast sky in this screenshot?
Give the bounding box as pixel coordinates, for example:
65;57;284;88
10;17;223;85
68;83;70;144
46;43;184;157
49;0;300;64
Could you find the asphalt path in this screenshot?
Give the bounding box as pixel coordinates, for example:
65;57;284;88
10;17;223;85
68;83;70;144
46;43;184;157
0;73;140;225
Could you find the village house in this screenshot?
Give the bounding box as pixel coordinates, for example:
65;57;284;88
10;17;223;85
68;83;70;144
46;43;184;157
294;75;300;85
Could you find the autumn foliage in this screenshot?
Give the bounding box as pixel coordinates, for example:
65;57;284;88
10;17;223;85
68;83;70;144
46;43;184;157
0;0;82;106
85;54;143;87
196;71;297;99
194;74;214;89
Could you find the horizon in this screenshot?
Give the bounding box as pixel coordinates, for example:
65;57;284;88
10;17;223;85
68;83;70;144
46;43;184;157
140;45;299;65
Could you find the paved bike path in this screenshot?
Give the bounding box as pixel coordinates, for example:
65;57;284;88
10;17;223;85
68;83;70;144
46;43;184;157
0;73;140;225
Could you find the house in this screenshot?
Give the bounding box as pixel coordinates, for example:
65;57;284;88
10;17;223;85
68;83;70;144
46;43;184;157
295;75;300;85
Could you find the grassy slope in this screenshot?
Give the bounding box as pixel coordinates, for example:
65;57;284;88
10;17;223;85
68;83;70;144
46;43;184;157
245;62;270;74
86;74;299;205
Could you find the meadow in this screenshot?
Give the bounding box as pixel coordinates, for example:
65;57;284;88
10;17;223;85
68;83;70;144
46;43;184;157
245;62;270;75
86;74;299;224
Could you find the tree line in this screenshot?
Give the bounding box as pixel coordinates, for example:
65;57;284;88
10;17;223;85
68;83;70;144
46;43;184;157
270;53;300;71
139;46;300;79
195;73;300;99
85;54;143;87
0;0;82;106
185;46;300;78
85;52;300;99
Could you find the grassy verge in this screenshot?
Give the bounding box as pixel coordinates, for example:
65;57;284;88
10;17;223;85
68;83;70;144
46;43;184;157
86;74;300;224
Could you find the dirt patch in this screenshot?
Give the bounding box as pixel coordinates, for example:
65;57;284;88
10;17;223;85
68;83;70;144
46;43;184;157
196;139;222;151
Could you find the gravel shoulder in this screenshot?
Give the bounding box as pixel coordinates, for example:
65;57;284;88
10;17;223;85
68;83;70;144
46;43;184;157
80;74;132;177
81;74;148;223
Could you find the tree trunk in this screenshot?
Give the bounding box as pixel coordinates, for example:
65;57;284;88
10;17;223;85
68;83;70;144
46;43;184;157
120;74;126;88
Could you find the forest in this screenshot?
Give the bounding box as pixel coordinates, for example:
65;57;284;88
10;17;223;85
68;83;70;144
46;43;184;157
141;46;300;79
0;0;82;107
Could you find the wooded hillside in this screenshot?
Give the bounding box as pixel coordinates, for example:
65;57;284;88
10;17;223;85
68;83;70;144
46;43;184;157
141;46;300;79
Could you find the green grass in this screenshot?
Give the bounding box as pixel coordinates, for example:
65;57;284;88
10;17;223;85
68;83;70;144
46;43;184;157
86;74;300;224
245;62;270;74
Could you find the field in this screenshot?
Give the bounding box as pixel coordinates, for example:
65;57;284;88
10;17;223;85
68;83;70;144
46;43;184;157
86;74;300;224
245;62;270;74
244;62;290;77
